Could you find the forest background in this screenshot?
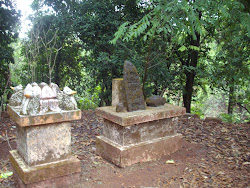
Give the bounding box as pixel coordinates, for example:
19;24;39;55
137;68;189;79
0;0;249;123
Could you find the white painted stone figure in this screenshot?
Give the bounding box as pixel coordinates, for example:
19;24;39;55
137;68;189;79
40;83;53;113
31;82;42;96
39;82;61;113
10;82;78;115
27;83;41;115
58;86;78;110
9;84;23;106
50;83;61;97
48;83;61;112
20;84;33;115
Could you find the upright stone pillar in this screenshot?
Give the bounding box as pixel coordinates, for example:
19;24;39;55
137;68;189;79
111;78;126;107
7;105;81;188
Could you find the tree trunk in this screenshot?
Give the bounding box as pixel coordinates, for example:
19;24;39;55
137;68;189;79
183;32;200;113
179;10;202;113
183;71;195;113
99;81;105;106
54;53;61;86
6;67;11;100
177;90;181;106
1;67;11;112
228;82;235;114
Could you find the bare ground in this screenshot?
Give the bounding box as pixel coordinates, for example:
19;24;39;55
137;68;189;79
0;110;249;188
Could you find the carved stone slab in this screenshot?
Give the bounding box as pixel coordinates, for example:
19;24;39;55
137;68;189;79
123;61;145;112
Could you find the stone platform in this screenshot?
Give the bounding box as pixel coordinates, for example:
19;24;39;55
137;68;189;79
7;105;81;127
10;150;80;188
96;104;186;167
7;105;81;188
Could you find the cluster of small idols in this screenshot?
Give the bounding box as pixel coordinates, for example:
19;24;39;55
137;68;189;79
9;82;78;115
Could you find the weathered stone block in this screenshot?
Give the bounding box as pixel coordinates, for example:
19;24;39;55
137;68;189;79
103;117;178;146
14;170;80;188
7;105;81;127
17;122;71;166
96;134;183;167
96;104;186;126
10;150;81;187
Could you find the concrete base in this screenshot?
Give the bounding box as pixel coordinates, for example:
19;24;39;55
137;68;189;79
96;134;183;167
10;150;81;188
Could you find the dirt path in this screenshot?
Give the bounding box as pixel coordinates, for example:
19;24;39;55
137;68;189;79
0;111;249;187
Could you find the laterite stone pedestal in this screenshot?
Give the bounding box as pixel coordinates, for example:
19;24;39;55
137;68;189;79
96;104;186;167
7;105;81;188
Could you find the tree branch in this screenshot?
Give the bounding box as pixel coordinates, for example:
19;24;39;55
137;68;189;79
236;102;250;114
175;50;186;66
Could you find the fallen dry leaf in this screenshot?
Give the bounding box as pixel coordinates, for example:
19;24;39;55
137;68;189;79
166;159;175;164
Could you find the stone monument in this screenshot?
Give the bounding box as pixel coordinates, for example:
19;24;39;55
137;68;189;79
123;60;146;112
96;61;186;167
7;82;81;188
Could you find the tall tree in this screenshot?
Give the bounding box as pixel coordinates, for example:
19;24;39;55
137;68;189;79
213;1;250;115
41;0;146;106
0;0;19;111
22;10;77;86
112;0;249;112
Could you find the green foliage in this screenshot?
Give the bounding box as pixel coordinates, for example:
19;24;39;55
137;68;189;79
191;106;204;119
54;0;146;105
210;0;250;115
219;113;250;123
0;171;13;179
178;46;187;52
191;85;249;123
77;86;101;110
111;0;249;114
4;0;249;125
0;0;20;110
16;0;147;106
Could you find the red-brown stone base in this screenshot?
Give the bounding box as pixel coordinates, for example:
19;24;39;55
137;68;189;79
10;150;81;188
14;169;80;188
96;134;183;167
